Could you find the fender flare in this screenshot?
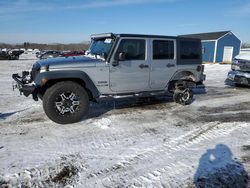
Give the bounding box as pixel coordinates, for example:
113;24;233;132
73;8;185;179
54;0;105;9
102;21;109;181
170;71;196;82
34;70;100;99
167;71;196;92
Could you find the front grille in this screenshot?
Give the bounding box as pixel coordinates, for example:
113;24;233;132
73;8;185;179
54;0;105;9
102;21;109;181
234;76;250;85
238;59;250;64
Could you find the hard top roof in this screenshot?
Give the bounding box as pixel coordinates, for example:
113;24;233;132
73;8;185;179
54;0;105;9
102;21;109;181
90;33;195;40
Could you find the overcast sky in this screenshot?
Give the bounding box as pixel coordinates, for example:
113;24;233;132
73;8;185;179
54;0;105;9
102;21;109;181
0;0;249;44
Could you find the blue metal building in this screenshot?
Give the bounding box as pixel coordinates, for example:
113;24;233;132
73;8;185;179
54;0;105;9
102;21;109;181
181;31;241;63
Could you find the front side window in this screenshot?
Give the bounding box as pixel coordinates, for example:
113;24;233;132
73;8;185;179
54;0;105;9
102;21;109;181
180;41;201;60
153;40;174;60
116;39;146;60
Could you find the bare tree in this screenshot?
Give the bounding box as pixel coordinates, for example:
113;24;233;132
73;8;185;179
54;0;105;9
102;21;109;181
241;43;250;49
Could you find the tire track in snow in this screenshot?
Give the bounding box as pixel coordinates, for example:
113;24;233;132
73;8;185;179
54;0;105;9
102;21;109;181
83;122;250;187
131;122;250;187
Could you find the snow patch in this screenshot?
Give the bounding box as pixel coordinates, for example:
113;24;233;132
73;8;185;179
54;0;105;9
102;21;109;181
94;117;112;129
0;155;85;188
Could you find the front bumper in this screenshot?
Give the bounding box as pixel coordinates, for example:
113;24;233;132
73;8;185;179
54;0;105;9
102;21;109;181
226;70;250;86
12;73;38;100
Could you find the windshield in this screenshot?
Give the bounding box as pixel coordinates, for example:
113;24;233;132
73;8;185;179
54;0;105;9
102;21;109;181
88;38;114;56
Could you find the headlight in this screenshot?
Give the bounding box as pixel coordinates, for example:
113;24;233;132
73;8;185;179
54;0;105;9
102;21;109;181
31;62;41;81
231;59;239;70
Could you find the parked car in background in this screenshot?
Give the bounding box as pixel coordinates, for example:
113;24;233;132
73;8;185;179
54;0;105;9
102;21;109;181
60;51;85;57
226;53;250;86
32;49;40;54
0;49;24;60
11;49;25;58
36;51;43;58
39;50;61;59
0;50;10;60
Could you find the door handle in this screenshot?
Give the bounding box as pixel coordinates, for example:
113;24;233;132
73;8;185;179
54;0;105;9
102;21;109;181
166;63;175;68
139;64;149;69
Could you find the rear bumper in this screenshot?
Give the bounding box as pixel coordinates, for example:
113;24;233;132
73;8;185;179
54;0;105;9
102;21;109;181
200;74;206;82
12;73;38;100
198;65;206;83
226;70;250;86
195;72;206;86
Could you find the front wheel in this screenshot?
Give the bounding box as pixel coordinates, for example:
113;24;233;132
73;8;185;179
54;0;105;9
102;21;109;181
43;81;89;124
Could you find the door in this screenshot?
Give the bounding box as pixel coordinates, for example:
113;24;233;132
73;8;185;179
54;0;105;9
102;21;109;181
223;46;234;62
109;38;150;92
150;39;177;89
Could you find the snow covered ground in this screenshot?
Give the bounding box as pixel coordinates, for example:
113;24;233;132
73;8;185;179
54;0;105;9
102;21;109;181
0;55;249;187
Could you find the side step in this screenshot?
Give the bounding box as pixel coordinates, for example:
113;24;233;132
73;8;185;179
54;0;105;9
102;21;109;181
98;90;168;100
97;83;206;101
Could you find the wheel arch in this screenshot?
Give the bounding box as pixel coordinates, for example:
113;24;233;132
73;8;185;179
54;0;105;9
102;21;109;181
34;70;100;100
170;70;196;82
168;70;196;92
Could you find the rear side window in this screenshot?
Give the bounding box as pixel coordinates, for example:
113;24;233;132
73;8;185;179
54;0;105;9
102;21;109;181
116;39;146;60
180;41;201;60
153;40;174;60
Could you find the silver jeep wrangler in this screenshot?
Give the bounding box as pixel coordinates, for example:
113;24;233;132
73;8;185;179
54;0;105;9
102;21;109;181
13;33;206;124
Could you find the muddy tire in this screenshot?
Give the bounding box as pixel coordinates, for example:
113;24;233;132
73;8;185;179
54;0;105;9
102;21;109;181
173;88;193;105
43;81;89;124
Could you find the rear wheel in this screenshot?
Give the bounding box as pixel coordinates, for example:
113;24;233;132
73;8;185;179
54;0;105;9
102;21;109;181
43;81;89;124
173;87;193;105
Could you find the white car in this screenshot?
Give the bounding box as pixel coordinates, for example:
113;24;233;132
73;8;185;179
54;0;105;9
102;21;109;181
227;53;250;86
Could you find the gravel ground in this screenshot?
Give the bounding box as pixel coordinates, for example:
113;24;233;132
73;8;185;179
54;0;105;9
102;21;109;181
0;55;249;187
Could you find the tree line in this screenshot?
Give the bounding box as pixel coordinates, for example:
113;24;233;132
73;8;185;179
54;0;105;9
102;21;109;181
0;42;90;51
241;43;250;49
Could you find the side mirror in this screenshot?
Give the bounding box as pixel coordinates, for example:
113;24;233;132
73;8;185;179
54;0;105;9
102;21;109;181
112;52;125;67
118;52;126;61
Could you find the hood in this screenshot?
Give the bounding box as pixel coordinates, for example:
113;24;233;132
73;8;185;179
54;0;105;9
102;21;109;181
235;53;250;61
233;53;250;72
36;55;103;70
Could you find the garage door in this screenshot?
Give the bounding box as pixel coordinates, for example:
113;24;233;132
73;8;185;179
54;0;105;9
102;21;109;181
223;46;234;62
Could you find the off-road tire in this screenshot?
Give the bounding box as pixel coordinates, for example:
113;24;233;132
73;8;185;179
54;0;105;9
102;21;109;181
173;88;193;105
43;81;89;124
37;93;43;100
